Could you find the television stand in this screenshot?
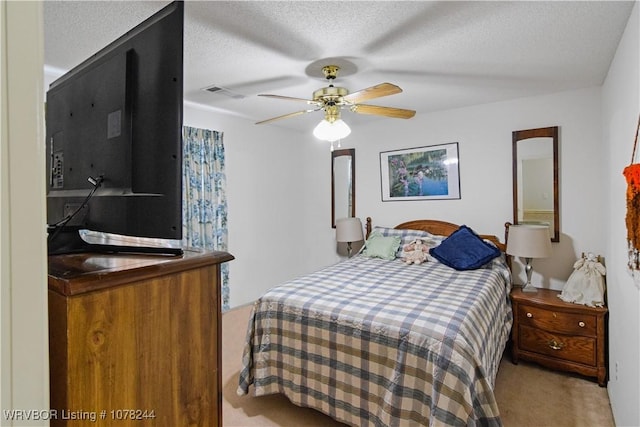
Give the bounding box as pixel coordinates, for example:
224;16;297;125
48;248;233;427
47;226;183;256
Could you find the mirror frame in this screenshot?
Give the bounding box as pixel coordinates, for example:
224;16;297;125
512;126;559;242
331;148;356;228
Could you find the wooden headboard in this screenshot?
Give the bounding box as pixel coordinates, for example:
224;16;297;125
365;217;507;252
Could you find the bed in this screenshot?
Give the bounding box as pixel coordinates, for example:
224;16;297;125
237;219;513;426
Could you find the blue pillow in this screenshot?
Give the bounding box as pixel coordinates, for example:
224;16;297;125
429;225;501;270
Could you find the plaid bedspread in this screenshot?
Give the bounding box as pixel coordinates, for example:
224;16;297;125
237;254;512;426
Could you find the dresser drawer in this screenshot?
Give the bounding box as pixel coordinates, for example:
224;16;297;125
518;304;597;336
519;325;596;366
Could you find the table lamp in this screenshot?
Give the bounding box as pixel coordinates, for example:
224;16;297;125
506;224;553;293
336;217;364;258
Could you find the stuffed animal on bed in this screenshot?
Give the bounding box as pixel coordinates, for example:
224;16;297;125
403;238;429;265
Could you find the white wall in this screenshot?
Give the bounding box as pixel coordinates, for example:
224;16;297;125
188;88;606;307
1;2;50;426
183;104;338;307
351;87;604;291
602;2;640;426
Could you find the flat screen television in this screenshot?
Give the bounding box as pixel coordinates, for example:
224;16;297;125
46;1;184;255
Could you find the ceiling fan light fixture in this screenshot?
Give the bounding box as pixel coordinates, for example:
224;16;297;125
313;118;351;142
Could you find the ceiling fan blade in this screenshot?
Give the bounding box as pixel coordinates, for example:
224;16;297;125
350;104;416;119
343;83;402;104
258;94;318;105
255;109;317;125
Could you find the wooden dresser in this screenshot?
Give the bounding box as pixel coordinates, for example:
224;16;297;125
48;249;233;426
510;288;608;386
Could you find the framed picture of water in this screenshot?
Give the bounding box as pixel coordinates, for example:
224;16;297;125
380;143;460;201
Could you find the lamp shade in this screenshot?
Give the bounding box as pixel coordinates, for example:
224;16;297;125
336;217;364;243
313;118;351;142
506;225;552;258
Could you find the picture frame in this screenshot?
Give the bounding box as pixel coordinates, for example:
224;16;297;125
380;142;460;201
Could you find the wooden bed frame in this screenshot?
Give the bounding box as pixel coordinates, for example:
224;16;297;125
365;217;507;252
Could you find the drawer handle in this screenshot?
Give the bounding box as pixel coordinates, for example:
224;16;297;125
526;312;533;318
578;321;585;328
548;340;564;350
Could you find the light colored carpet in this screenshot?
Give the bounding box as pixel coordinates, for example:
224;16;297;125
222;304;615;427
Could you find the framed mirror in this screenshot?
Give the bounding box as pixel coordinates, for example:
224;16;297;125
512;126;559;242
332;148;355;228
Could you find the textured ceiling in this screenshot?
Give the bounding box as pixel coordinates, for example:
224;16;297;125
43;1;636;133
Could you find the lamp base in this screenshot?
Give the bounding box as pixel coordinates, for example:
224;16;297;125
521;257;537;292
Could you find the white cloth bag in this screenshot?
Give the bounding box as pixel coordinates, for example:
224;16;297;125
558;253;606;307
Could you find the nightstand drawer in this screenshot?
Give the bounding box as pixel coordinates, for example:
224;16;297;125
510;288;608;386
518;303;597;336
519;325;596;366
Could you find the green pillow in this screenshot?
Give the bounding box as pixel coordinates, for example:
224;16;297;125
362;231;401;260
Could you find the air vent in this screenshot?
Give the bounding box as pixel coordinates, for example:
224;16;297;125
202;85;245;99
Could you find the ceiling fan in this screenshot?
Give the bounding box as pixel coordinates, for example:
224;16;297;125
255;65;416;135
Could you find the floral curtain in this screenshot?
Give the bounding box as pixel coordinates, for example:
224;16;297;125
182;126;230;310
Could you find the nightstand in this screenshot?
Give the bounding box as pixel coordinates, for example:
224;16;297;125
510;287;608;386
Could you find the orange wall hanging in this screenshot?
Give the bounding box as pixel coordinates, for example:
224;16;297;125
623;114;640;271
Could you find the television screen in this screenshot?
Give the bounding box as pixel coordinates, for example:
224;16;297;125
45;1;184;255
